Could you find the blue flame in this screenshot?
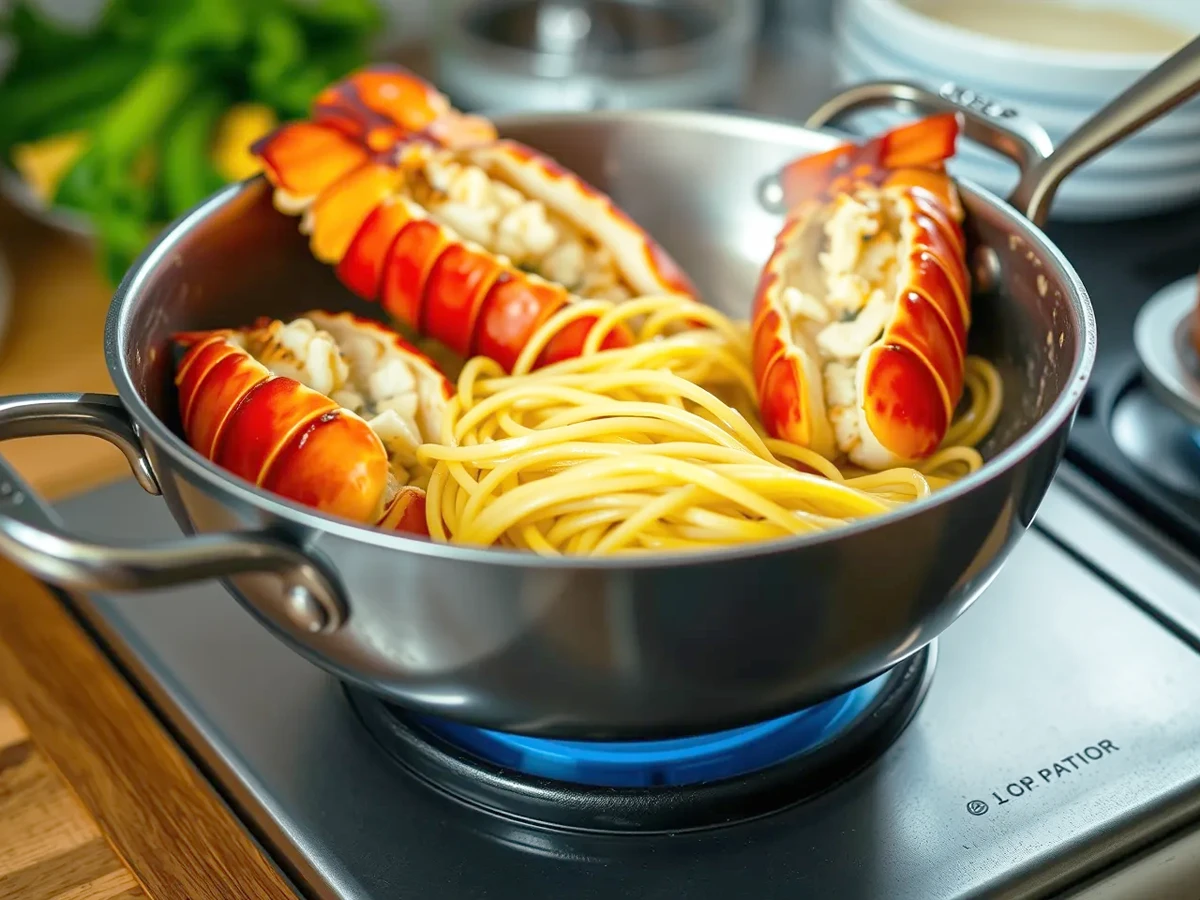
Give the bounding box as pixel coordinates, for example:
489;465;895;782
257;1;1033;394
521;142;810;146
419;674;889;788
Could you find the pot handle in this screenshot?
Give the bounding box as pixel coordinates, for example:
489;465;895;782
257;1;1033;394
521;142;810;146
801;35;1200;227
0;393;346;633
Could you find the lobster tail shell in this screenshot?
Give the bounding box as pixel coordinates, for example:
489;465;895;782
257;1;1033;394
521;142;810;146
175;332;390;524
173;312;452;536
252;65;495;216
253;123;371;213
377;486;429;533
305;163;405;264
252;67;691;376
779;113;962;216
313;64;497;152
751;114;972;470
750;217;837;458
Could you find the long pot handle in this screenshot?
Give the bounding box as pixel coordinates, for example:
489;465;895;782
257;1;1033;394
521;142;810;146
0;392;346;633
803;35;1200;226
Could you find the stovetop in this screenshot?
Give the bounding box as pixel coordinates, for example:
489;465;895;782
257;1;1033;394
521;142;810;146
0;182;1181;896
19;80;1200;894
1045;208;1200;553
41;467;1200;899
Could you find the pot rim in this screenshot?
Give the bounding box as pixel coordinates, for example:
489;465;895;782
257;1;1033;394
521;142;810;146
105;108;1097;571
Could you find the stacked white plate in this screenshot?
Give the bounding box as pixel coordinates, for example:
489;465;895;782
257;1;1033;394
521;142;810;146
832;0;1200;220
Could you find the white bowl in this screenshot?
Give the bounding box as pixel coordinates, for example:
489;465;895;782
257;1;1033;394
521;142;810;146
840;0;1199;100
831;0;1200;220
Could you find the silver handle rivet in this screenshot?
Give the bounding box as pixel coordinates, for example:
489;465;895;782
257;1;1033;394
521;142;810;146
284;585;328;634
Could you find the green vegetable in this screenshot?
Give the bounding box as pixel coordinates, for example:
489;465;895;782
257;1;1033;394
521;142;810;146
160;90;227;218
248;2;382;117
157;0;251;60
55;61;202;278
2;0;382;284
101;61;200;161
0;52;143;149
291;0;383;35
55;59;199;206
97;193;156;286
3;2;104;80
248;9;308;111
93;0;173;46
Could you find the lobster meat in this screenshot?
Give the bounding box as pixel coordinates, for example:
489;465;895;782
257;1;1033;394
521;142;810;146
751;113;971;470
252;66;699;373
174;310;453;535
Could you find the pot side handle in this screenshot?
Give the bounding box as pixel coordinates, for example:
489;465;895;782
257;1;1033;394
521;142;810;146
0;392;346;634
802;34;1200;227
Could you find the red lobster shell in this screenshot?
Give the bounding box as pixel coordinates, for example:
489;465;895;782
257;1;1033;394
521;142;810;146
174;310;453;534
751;114;971;470
252;65;699;373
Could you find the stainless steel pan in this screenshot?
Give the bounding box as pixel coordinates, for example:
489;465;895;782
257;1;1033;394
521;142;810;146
0;42;1197;739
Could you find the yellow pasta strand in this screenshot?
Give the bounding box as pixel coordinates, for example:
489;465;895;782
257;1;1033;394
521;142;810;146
411;294;1003;555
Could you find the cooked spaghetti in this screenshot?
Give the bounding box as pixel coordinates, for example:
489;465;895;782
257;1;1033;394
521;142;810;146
413;295;1002;555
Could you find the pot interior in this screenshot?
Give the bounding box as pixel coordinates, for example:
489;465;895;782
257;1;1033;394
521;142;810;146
112;111;1090;503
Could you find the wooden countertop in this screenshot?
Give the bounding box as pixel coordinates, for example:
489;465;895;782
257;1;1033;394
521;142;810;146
0;200;131;501
0;43;436;895
0;200;298;899
0;703;145;900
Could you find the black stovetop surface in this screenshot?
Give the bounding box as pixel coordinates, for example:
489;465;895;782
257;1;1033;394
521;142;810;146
1049;203;1200;552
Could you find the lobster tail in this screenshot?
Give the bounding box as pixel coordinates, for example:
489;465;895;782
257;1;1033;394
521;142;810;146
311;64;497;151
251;67;696;375
751;114;971;470
779;113;961;213
173;312;453;536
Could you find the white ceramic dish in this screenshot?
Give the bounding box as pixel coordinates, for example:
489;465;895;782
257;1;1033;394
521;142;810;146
832;0;1200;220
840;0;1198;99
834;14;1200;137
1135;274;1200;429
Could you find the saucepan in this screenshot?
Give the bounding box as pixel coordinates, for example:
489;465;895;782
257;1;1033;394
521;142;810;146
0;42;1196;740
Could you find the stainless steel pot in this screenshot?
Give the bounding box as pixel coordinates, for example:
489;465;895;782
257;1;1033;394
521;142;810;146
0;42;1196;739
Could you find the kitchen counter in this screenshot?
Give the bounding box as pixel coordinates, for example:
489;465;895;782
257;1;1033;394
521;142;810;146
0;200;130;500
0;552;301;900
0;202;142;900
0;702;145;900
0;199;299;900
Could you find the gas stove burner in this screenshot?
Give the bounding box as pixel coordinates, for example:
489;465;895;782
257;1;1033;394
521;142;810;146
418;677;885;788
349;646;933;833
